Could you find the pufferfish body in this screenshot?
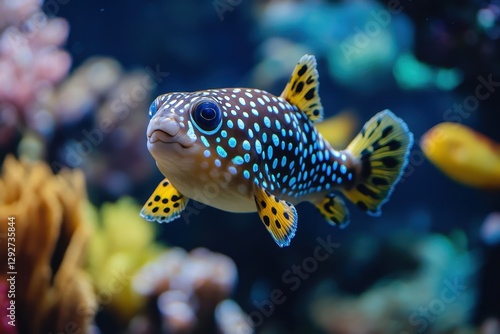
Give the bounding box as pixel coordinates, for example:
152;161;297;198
141;55;414;247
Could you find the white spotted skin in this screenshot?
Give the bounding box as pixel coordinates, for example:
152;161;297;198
147;88;358;213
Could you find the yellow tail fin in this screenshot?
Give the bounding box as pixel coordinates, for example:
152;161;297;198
341;110;413;216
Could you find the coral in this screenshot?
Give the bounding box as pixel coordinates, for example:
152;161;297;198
308;233;477;334
85;197;166;321
48;57;157;200
131;247;253;334
0;155;96;333
0;0;71;147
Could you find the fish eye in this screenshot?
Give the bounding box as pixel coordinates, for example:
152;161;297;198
191;100;222;134
148;99;158;119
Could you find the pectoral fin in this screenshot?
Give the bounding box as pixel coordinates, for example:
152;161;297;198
254;185;298;247
140;178;188;223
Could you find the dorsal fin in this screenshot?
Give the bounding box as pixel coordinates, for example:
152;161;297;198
280;54;324;122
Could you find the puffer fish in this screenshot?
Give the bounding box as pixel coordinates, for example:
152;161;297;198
421;122;500;190
141;55;413;247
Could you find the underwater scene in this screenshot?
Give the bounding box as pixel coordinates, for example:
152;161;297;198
0;0;499;333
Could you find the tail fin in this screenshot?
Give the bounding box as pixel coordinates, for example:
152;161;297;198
341;110;413;216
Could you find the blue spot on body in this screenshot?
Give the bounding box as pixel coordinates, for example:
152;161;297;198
311;153;316;164
284;114;291;123
262;133;267;143
248;129;254;138
333;161;338;170
348;172;353;181
272;134;279;147
228;166;237;175
255;140;262;153
243;170;250;179
232;156;244;165
267;146;273;159
264;117;271;128
281;156;287;167
204;150;211;158
253;164;259;172
227;120;233;128
288;143;293;151
243;140;251;151
238;119;245;129
272;158;278;169
228;138;237;148
244;153;251;162
216;146;227;158
318;151;323;161
340;165;347;174
221;130;227;138
337;177;342;184
215;159;221;167
254;123;260;132
275;119;281;130
289;177;296;187
200;136;210;148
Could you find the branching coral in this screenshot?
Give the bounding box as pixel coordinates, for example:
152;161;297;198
0;155;96;333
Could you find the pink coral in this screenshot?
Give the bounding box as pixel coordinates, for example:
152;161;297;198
0;0;70;145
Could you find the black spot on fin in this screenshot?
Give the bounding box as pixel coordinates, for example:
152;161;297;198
341;110;414;216
253;184;298;247
140;177;189;223
314;194;350;228
280;54;324;122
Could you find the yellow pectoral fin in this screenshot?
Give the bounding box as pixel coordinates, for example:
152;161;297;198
254;185;298;247
315;193;350;228
140;178;189;223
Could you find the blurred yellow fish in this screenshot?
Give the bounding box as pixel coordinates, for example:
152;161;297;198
421;122;500;189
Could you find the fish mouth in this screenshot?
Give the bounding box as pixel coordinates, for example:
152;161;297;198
148;130;193;149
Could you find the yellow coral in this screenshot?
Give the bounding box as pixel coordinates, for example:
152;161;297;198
0;155;96;333
86;197;165;321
